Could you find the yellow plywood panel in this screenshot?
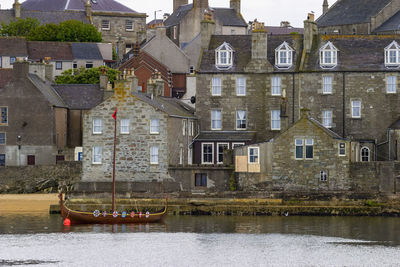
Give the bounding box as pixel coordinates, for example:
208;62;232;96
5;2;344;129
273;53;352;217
248;164;261;173
235;156;248;172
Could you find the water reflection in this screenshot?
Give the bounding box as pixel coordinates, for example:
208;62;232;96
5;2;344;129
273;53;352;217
0;213;400;245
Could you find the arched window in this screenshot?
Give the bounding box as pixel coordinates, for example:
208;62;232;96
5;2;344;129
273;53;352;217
275;41;294;69
215;42;233;69
319;41;338;69
361;147;370;162
384;41;400;67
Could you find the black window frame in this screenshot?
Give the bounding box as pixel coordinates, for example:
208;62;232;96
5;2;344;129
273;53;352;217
195;173;207;187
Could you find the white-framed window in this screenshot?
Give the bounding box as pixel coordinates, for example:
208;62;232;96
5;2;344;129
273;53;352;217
212;77;222;96
217;143;229;164
125;20;134;31
211;109;222;130
101;20;110;30
322;110;333;128
322;76;333;94
271;110;281;130
305;139;314;159
339;143;346;156
179;147;183;165
320;41;338;68
236;77;246;96
182;119;187;136
0;132;5;145
295;139;303;159
73;62;77;69
56;61;62;70
150;119;159;134
232;143;245;149
236;110;247;130
215;42;233;69
275;41;294;68
92;146;102;164
0;56;2;68
189;121;195;136
202;143;214;164
320;171;328;182
86;62;93;69
361;147;370;162
384;41;400;67
93;118;102;134
10;57;16;65
271;76;281;96
189;66;195;74
351;100;361;118
248;147;259;164
386;75;397;93
150;146;159;164
0;107;8;125
120;119;130;134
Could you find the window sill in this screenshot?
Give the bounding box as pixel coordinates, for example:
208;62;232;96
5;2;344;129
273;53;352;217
125;29;134;32
322;92;333;95
386;92;397;94
271;129;281;131
120;132;130;135
236;94;246;97
102;29;111;31
92;162;102;165
236;128;247;131
150;163;159;165
351;117;362;120
93;132;102;135
271;94;281;97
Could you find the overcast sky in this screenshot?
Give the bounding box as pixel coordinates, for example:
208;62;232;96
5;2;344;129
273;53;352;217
1;0;338;27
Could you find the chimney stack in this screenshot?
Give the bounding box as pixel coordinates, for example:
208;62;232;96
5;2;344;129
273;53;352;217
323;0;329;15
230;0;241;15
85;0;92;19
99;67;108;90
251;20;267;61
173;0;188;12
303;13;318;53
116;38;125;62
201;10;216;50
13;0;21;19
193;0;209;10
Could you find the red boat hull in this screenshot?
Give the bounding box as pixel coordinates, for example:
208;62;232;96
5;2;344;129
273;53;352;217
60;194;167;224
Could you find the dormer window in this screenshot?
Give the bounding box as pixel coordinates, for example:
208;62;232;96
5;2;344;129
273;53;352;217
215;42;233;69
320;41;338;69
275;41;294;69
384;41;400;67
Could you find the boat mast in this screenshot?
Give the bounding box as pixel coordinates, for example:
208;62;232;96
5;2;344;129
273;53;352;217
112;108;117;212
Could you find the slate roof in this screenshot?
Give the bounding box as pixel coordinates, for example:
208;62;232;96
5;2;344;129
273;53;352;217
265;26;304;35
27;41;74;61
389;118;400;129
164;4;247;28
71;43;103;60
0;69;13;88
309;118;343;139
53;84;103;109
317;0;391;27
195;131;256;142
28;74;67;108
374;10;400;33
132;92;195;119
21;0;138;13
303;35;400;72
147;19;163;26
0;37;28;56
199;34;303;73
21;10;89;24
213;8;247;27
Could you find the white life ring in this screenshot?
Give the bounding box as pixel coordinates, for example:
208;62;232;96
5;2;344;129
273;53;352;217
93;210;100;217
113;211;118;218
139;212;143;218
130;211;135;218
102;211;107;217
122;211;127;218
145;211;150;218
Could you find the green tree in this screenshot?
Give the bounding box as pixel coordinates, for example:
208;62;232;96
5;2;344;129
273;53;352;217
0;18;40;36
55;66;120;85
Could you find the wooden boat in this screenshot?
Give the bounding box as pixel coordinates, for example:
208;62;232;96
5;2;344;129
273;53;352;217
59;194;167;224
59;107;167;225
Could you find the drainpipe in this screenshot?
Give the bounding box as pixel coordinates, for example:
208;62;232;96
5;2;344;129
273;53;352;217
377;128;392;161
342;72;346;138
292;73;295;124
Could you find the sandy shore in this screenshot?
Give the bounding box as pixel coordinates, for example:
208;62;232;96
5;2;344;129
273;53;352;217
0;194;59;213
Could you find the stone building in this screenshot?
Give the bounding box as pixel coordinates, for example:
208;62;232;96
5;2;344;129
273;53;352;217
0;0;146;51
0;38;28;69
81;72;197;183
194;16;400;166
164;0;247;48
317;0;400;35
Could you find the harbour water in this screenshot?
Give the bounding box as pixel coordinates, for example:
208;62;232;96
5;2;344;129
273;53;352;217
0;214;400;266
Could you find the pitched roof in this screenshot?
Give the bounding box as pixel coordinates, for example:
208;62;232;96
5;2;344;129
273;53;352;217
52;84;103;109
389;118;400;129
303;35;400;71
21;0;138;13
199;34;303;73
21;10;89;24
71;43;103;60
195;131;256;142
147;19;163;26
27;41;74;61
0;69;13;88
28;74;67;108
317;0;392;27
373;10;400;33
213;8;247;27
265;26;304;35
0;37;28;56
131;92;195;118
164;4;247;28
